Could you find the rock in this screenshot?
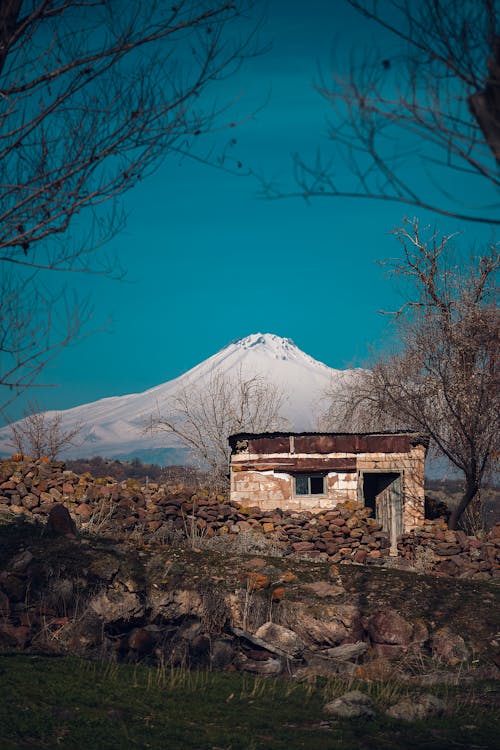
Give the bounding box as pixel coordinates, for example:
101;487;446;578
22;493;39;510
271;587;286;601
246;572;270;591
127;627;155;655
323;641;368;661
9;549;34;573
431;627;470;665
89;590;143;623
234;653;282;675
303;580;345;597
386;693;445;721
210;638;235;670
46;504;76;537
89;556;120;582
324;690;375;719
75;503;93;518
292;541;315;552
297;655;357;679
254;622;305;657
367;609;414;646
295;615;348;647
149;588;203;620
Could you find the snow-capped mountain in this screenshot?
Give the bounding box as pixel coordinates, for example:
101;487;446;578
0;333;357;464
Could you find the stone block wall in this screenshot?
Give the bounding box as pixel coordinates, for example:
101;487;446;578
230;434;428;532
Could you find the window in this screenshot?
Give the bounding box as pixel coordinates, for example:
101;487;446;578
295;474;326;496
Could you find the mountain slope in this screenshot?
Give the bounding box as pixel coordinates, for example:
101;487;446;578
0;333;357;464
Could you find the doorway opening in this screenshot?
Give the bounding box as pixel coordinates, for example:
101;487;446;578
361;472;402;555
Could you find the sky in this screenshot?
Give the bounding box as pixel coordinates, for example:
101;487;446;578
4;0;497;422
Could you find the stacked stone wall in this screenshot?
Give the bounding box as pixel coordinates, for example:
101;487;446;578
0;458;498;579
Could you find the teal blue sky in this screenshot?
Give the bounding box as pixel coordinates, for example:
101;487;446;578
8;0;496;420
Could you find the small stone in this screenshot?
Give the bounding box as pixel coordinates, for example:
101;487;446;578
46;504;76;537
386;694;445;722
324;690;375;719
431;627;469;665
246;572;270;591
75;503;93;517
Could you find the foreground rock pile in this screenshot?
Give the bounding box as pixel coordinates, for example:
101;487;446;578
0;521;498;680
0;458;499;578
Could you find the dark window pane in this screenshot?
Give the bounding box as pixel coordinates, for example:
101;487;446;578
295;475;309;495
310;476;325;494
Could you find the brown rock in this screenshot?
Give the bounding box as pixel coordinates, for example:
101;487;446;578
272;587;286;601
127;627;155;654
22;493;39;510
75;503;93;518
292;541;315;552
431;627;470;665
246;572;270;591
46;504;77;537
367;609;413;646
303;580;345;598
254;621;305;657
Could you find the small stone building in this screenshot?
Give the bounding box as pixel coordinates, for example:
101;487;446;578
229;432;429;549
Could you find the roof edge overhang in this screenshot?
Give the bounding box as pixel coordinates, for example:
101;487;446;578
228;430;431;453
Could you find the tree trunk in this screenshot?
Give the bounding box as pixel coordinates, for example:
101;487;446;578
448;478;480;530
0;0;22;76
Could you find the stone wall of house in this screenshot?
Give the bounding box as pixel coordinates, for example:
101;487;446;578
230;467;359;513
230;443;426;532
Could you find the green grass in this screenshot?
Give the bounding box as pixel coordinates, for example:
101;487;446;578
0;654;498;750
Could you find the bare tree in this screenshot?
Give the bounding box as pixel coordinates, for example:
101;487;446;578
8;401;84;460
263;0;500;225
0;1;259;412
323;219;499;530
149;367;289;488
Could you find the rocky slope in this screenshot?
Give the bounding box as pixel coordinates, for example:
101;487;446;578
0;458;499;683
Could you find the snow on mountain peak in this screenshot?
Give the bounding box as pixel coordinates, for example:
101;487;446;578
234;332;296;357
0;333;349;463
231;332;325;366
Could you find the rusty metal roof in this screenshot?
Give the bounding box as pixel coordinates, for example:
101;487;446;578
228;431;430;455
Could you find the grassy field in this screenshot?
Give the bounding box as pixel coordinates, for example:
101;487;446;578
0;653;498;750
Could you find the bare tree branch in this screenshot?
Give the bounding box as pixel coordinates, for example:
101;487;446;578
8;400;85;460
148;366;289;489
262;0;500;225
322;219;499;529
0;1;261;412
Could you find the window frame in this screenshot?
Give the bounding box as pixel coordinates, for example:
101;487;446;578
294;473;327;497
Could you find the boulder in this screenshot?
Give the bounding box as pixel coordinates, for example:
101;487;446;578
89;590;143;623
254;622;305;657
367;609;414;646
